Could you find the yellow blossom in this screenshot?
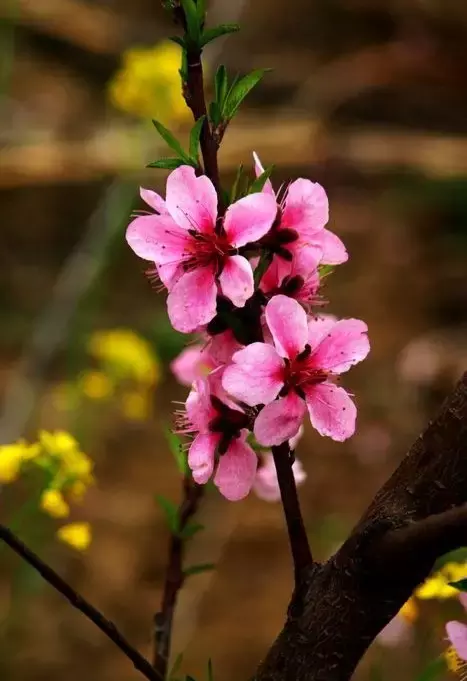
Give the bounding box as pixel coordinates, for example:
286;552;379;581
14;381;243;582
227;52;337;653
78;370;113;400
0;443;25;483
40;489;70;519
57;522;92;551
416;562;467;600
87;328;160;385
120;391;151;421
108;41;191;123
399;597;418;623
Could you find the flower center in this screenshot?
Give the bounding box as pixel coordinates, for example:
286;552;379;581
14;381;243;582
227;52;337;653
186;229;232;274
208;395;250;454
281;345;328;398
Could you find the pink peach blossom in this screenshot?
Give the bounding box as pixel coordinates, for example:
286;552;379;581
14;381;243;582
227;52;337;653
253;449;306;502
180;374;257;501
223;295;369;446
260;245;322;307
127;166;277;333
253;152;347;266
171;331;243;386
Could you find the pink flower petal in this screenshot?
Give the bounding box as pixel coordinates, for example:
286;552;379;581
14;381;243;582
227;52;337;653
305;382;357;441
289;425;304;451
165;166;217;233
171;345;207;386
126;214;189;264
311;318;370;374
253;453;306;502
307;314;338;350
282;179;329;234
140;187;167;214
446;621;467;661
252;151;275;196
206;331;242;366
314;228;348;265
223;193;277;247
185;378;215;431
156;262;183;290
218;255;254;308
265;295;308;359
214;435;257;501
222;343;284;406
260;257;292;293
188;432;218;484
167;266;218;333
293;245;322;278
254;391;306;446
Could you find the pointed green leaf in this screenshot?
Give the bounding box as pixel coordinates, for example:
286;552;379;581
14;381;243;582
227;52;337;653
201;24;240;48
180;522;205;540
318;264;334;279
224;69;269;120
152;120;190;161
146;158;186;170
248;165;274;194
449;578;467;592
155;495;180;534
196;0;206;24
179;48;188;81
169;653;184;681
209;100;221;128
164;428;188;475
230;164;245;202
184;562;216;577
181;0;200;45
214;65;228;108
169;35;186;48
189;115;205;162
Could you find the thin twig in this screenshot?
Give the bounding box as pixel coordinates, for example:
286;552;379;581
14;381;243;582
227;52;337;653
153;476;204;679
0;524;161;681
272;442;313;582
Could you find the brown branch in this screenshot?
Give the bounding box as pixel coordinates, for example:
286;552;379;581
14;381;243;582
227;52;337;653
0;524;161;681
255;371;467;681
272;442;313;582
153;476;204;679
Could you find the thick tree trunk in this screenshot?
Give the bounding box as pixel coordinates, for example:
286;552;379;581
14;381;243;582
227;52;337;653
255;372;467;681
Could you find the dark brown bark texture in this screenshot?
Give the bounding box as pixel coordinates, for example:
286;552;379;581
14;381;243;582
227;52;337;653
255;372;467;681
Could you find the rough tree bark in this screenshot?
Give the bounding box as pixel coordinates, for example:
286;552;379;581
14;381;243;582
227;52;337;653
255;372;467;681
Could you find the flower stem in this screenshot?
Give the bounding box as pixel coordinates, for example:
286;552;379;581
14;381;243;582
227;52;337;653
272;442;313;582
153;475;204;679
0;523;161;681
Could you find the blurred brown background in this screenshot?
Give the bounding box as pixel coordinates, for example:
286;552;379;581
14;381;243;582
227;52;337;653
1;1;467;680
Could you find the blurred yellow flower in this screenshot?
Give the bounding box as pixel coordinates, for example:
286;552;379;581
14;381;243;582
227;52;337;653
0;441;39;483
416;562;467;600
88;328;160;386
78;370;113;400
40;489;70;519
108;41;191;123
120;391;151;421
57;522;92;551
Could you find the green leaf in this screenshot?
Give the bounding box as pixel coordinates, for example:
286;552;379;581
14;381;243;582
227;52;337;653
181;0;200;45
224;69;268;120
253;252;273;287
449;578;467;592
207;659;214;681
184;563;216;577
146;158;186;170
413;656;445;681
209;100;221;128
169;35;186;48
230;164;245;202
318;264;334;279
249;165;274;194
180;48;188;81
196;0;206;24
180;522;204;540
189;115;205;162
152;120;190;161
155;495;180;534
169;653;184;681
164;428;188;475
214;65;228;109
201;24;240;48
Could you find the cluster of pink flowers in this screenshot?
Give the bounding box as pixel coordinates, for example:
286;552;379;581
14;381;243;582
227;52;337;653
127;155;370;501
